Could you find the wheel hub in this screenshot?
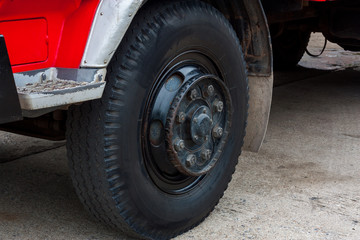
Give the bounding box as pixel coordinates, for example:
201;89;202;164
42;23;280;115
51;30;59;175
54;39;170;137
145;64;233;193
190;106;212;145
165;73;232;176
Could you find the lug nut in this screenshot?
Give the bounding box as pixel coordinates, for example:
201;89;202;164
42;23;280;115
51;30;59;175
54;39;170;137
174;139;185;151
189;89;198;100
186;154;196;167
193;135;199;141
214;100;224;112
176;112;186;123
207;85;215;96
201;149;212;161
213;126;223;138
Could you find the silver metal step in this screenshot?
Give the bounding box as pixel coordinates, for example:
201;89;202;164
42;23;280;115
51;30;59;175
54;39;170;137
14;67;106;113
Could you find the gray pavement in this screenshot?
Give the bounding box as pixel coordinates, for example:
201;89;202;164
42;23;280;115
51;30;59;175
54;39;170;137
1;34;360;239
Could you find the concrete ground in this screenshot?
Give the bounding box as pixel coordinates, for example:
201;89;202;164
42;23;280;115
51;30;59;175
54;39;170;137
1;34;360;239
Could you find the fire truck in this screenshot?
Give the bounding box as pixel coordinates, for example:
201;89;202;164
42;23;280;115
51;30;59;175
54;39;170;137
0;0;358;239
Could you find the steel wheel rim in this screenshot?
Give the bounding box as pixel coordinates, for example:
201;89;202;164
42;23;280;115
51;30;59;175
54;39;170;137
141;50;232;194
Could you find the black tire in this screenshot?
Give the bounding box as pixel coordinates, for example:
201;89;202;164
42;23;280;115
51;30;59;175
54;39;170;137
272;28;311;70
66;1;248;239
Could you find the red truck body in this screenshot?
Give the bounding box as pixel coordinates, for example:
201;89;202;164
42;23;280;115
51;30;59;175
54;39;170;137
0;0;99;73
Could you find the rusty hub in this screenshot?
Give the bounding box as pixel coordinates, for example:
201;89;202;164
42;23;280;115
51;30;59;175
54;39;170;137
165;73;232;176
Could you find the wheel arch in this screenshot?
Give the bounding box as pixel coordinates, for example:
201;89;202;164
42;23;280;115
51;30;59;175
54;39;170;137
81;0;273;152
202;0;273;152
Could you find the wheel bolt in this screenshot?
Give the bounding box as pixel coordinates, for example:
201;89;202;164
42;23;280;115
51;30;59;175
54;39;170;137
207;85;215;96
174;139;185;151
193;135;199;141
186;154;196;167
189;89;198;100
176;112;186;123
213;126;223;138
214;100;224;112
201;149;212;161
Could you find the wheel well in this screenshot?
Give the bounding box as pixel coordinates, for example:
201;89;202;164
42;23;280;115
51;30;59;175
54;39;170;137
206;0;272;76
140;0;272;77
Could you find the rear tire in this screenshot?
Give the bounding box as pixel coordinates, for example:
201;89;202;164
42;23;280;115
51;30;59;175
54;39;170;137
272;27;311;69
66;1;248;239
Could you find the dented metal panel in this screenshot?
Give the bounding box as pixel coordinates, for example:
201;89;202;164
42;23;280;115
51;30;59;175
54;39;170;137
80;0;144;67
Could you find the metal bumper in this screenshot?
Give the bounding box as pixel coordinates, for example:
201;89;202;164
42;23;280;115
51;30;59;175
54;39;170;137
0;36;23;124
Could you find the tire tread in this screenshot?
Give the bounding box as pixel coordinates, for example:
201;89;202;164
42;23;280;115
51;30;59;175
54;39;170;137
67;1;248;239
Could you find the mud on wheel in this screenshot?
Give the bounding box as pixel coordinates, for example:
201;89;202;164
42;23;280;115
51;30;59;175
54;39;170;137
66;1;248;239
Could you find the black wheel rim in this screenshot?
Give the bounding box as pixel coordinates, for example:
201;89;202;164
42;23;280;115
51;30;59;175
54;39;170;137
142;50;232;195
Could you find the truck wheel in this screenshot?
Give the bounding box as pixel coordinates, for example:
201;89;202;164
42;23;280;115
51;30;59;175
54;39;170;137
66;1;248;239
272;28;311;69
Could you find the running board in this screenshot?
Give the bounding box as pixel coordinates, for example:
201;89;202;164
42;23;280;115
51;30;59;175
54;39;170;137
14;68;106;115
